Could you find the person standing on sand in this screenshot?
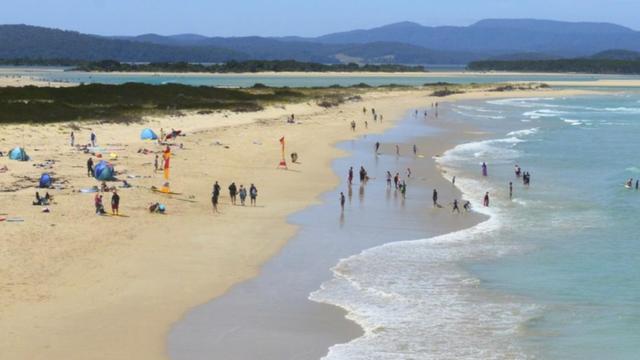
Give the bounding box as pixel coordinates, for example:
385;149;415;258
365;120;369;129
363;107;367;115
432;189;438;207
154;154;159;172
359;166;367;183
229;182;237;205
212;181;221;212
452;199;460;213
509;182;513;200
111;191;120;215
90;131;97;147
70;131;75;147
400;181;407;198
239;185;247;206
395;144;400;156
348;167;354;185
413;144;417;155
394;173;400;189
379;114;383;122
250;184;258;206
340;192;346;211
351;120;356;132
483;192;490;207
375;142;380;153
87;157;94;177
386;171;392;187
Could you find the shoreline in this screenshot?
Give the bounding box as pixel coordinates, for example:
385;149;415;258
0;86;599;359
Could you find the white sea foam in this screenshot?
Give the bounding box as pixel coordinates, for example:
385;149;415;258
487;97;554;108
562;118;583;126
507;128;539;137
452;108;506;120
523;109;568;119
311;137;539;360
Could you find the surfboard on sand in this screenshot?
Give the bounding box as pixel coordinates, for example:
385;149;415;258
151;186;183;195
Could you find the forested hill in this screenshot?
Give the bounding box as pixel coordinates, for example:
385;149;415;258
72;60;426;73
467;58;640;74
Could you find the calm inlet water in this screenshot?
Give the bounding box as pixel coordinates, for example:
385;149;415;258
2;67;637;87
313;93;640;359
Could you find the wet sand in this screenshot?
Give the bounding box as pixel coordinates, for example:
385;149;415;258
168;105;486;359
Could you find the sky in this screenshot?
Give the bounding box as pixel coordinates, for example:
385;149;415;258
1;0;639;37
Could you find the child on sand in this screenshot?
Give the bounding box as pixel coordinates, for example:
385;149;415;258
239;185;247;206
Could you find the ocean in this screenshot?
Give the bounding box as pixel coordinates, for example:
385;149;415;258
311;92;640;359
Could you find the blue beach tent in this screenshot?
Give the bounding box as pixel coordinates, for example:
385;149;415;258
140;128;158;140
39;173;53;188
94;160;115;181
8;147;29;161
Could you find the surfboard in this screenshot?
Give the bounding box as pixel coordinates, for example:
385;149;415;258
151;187;183;195
625;184;632;189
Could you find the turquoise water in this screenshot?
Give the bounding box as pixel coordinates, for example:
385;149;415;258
2;66;638;87
456;94;640;359
312;93;640;359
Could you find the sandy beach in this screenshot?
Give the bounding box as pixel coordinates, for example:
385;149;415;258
0;84;595;359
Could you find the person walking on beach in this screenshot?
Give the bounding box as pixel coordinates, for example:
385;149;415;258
250;184;258;206
363;107;367;115
229;182;238;205
413;144;417;155
395;144;400;156
154;154;159;172
379;114;383;122
452;176;456;186
375;141;380;153
432;189;438;207
394;173;400;189
239;185;247;206
509;182;513;200
483;192;490;207
400;181;407;198
350;120;356;132
482;162;488;177
70;131;75;147
87;157;94;177
365;120;368;129
406;168;412;178
348;167;354;185
212;181;221;212
111;191;120;215
386;171;392;187
340;192;346;211
90;131;97;147
452;199;460;213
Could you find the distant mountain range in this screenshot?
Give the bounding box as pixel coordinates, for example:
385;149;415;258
2;19;640;65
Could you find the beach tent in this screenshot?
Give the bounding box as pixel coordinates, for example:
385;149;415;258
8;147;29;161
140;128;158;140
94;160;115;181
39;173;53;188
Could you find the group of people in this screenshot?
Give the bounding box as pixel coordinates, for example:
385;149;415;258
211;181;258;212
515;164;531;186
94;190;120;215
70;131;97;148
